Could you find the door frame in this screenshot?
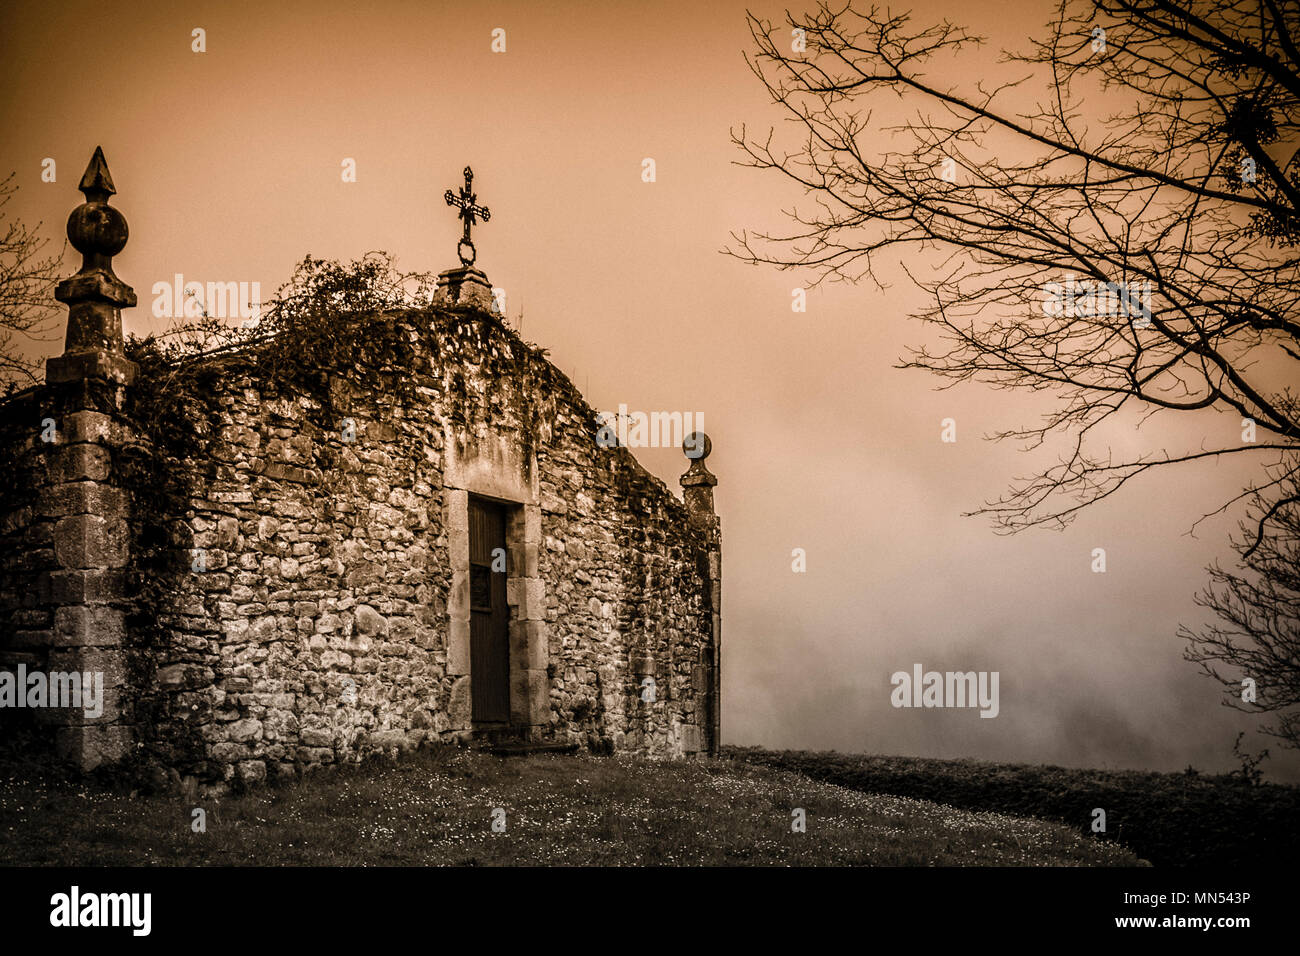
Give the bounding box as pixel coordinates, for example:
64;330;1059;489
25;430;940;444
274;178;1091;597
442;473;550;736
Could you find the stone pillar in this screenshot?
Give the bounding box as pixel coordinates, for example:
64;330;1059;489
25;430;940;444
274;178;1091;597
42;147;138;770
680;432;720;757
507;503;548;735
434;266;494;311
443;488;472;734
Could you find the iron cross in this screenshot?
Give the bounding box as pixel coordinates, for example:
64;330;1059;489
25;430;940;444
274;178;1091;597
445;166;491;267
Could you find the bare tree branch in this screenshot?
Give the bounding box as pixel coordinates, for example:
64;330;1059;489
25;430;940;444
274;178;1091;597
0;173;63;394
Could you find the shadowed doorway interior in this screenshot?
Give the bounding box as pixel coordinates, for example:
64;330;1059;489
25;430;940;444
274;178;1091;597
469;496;510;724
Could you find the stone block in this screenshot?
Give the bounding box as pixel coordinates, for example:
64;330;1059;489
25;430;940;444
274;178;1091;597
448;676;471;730
52;605;125;646
53;514;129;569
157;663;216;689
523;505;541;545
262;461;318;484
210;742;249;763
46;569;129;605
55;723;131;770
444;489;468;533
526;669;549;725
510;541;540;578
228;718;264;742
447;570;470;619
297;746;335;764
45;349;137;386
506;577;545;620
11;630;52;649
48;647;127;688
37;684;122;725
447;616;470;675
354;604;387;636
447;525;468;569
300;727;333;748
693;665;709;693
62;410;114;444
508;619;548;671
38;481;127;518
680;725;701;753
215;516;239;547
509;668;530;726
48;444;111;482
365;730;416;752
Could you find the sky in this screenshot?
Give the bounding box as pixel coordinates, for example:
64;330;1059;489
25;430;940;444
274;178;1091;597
2;0;1295;780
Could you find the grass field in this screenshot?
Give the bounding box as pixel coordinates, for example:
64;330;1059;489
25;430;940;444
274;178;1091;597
728;746;1300;867
0;747;1143;866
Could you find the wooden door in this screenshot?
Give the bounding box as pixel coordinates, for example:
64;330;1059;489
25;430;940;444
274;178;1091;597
469;497;510;723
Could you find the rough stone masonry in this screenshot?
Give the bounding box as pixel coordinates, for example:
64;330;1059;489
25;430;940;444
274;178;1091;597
0;150;721;794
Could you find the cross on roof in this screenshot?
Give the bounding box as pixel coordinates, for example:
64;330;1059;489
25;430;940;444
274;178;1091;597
444;166;490;268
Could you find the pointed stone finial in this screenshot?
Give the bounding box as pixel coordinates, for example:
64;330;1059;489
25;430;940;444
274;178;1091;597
680;431;718;521
77;146;117;201
48;147;137;385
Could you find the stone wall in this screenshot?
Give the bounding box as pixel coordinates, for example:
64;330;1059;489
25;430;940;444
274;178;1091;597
14;304;721;792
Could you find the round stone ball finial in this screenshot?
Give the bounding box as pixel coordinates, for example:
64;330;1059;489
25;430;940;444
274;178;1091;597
67;202;128;260
680;430;717;517
684;431;711;461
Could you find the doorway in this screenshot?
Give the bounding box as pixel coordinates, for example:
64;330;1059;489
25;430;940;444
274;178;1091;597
469;496;510;723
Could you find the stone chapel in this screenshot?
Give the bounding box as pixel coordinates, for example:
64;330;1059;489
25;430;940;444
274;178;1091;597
0;149;721;792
